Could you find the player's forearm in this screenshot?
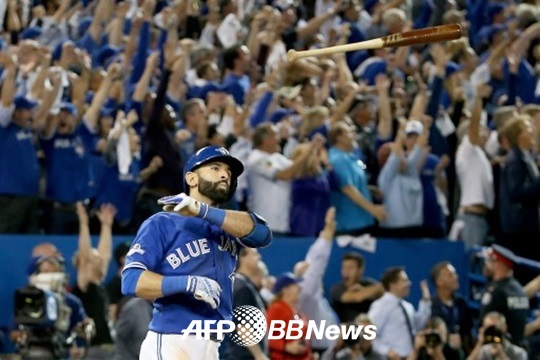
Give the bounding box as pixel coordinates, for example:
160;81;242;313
133;270;166;300
200;206;272;247
221;211;257;238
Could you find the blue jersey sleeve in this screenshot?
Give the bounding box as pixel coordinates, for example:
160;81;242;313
123;214;166;272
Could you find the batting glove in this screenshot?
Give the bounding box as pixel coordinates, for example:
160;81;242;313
186;276;222;309
158;193;201;216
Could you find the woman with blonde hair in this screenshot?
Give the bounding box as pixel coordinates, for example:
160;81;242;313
289;135;331;237
298;106;329;142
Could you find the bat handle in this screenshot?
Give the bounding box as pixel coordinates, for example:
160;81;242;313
287;50;297;62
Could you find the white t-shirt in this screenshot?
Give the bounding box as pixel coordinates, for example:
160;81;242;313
246;149;292;233
216;13;243;49
455;136;494;209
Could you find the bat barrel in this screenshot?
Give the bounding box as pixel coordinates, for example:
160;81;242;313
382;23;462;48
287;23;463;61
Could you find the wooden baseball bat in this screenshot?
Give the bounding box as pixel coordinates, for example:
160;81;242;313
287;23;463;61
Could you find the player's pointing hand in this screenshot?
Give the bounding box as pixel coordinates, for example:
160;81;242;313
158;193;201;217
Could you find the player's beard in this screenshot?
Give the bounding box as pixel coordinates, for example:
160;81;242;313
198;176;230;204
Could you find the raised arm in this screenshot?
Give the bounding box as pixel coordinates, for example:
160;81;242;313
469;84;492;146
273;137;325;180
96;204;116;281
300;208;336;295
511;22;540;61
87;0;108;45
5;0;22;33
75;202;93;292
296;3;340;40
0;52;17;109
334;24;354;86
330;83;363;124
33;68;63;133
132;52;160;102
29;52;52;101
83;63;119;131
107;2;129;48
408;74;428;121
157;194;272;246
375;74;392;139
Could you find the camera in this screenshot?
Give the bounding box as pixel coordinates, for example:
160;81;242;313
483;326;504;345
14;285;70;332
424;331;442;348
13;272;73;359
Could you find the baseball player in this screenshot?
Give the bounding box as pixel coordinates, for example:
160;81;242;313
121;146;273;360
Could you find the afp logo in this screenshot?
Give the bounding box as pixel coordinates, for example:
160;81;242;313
181;306;266;345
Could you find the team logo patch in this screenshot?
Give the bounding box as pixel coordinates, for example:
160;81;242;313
481;292;492;305
229;306;267;347
127;244;145;257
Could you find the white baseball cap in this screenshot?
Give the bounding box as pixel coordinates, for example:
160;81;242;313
405;120;424;135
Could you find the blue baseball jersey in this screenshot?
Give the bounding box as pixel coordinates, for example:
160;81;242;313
0;123;40;196
123;212;240;334
40;123;98;203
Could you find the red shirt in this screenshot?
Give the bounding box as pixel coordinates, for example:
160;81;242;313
266;299;312;360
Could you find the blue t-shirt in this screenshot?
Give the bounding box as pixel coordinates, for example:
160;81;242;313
0;123;39;196
40;123;98;203
122;212;240;333
222;74;250;105
329;147;375;232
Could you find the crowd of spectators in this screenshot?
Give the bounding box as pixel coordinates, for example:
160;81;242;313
0;0;539;254
1;0;540;358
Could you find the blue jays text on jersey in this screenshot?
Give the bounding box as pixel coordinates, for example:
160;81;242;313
122;212;240;334
166;234;239;269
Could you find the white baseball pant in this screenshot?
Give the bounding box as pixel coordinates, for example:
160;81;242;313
139;331;220;360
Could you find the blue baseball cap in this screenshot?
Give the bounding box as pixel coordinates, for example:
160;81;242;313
445;61;462;78
60;102;78;117
94;45;120;69
486;3;506;23
356;59;387;86
183;146;244;200
21;26;43;40
273;272;301;293
484;24;507;44
14;95;38;110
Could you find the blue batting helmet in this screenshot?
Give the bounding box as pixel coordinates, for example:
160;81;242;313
183;146;244;200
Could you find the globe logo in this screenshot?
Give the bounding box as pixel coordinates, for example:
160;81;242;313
229;306;267;347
